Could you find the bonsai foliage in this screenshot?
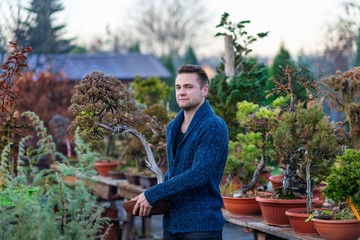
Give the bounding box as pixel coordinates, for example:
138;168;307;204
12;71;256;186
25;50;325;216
273;104;338;184
322;67;360;150
224;101;278;196
0;41;32;155
0;111;110;239
270;63;339;198
316;149;360;220
68;71;150;150
209;12;270;140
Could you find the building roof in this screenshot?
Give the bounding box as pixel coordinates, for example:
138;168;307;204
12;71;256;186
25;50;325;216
27;53;172;81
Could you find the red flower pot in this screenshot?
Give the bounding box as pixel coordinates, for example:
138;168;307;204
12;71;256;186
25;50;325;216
268;174;283;190
256;196;319;227
222;196;262;215
285;208;318;235
311;218;360;240
95;162;118;177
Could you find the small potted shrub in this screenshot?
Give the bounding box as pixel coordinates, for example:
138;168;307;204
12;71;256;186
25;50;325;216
256;63;339;227
221;101;277;215
309;149;360;240
68;71;150;177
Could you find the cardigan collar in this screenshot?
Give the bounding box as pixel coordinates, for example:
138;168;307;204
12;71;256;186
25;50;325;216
170;100;213;145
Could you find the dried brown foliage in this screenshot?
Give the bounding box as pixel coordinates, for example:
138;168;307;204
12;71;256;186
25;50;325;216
322;67;360;150
13;70;75;124
0;41;32;153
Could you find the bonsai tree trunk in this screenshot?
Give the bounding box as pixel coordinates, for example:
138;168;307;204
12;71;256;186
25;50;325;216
241;125;268;194
283;147;307;196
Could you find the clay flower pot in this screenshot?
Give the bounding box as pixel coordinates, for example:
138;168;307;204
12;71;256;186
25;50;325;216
95;161;118;177
139;174;157;189
222;192;273;215
124;172;140;185
285;208;318;235
222;196;262;215
311;218;360;240
256;196;319;227
108;170;126;180
312;183;327;207
268;174;283;190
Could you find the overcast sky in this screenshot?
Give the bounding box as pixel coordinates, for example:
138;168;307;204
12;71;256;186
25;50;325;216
59;0;344;58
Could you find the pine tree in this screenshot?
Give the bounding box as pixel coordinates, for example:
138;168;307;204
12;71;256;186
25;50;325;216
183;46;198;65
26;0;73;54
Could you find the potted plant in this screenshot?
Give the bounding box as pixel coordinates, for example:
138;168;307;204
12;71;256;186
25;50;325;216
221;100;277;215
321;66;360;150
68;71;150;177
309;149;360;240
256;63;339;227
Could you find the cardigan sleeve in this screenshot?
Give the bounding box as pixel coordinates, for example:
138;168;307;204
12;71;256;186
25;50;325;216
144;117;228;205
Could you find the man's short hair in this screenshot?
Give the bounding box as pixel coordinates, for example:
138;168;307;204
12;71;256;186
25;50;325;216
177;64;209;88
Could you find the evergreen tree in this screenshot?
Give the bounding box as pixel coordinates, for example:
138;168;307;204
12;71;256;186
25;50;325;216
208;13;269;140
26;0;73;54
270;43;291;77
183;46;198;65
160;55;179;112
353;28;360;66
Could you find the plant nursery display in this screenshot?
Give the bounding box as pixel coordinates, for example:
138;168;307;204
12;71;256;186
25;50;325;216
309;149;360;240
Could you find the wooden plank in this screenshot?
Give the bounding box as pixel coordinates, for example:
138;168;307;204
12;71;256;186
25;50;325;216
90;176;127;200
222;209;324;240
117;182;144;199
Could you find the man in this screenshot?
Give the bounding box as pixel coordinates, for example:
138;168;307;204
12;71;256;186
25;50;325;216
132;64;229;240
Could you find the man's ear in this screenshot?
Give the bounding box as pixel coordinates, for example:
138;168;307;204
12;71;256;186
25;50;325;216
202;84;209;97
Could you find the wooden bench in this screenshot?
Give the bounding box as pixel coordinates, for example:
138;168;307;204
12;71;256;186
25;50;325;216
222;209;324;240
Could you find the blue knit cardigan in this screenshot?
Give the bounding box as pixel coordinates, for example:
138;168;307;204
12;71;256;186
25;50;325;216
144;101;229;233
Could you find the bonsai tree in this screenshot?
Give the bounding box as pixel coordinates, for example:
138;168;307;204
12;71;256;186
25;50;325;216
311;149;360;220
68;71;165;182
223;100;278;197
322;67;360;150
68;71;150;156
270;63;340;201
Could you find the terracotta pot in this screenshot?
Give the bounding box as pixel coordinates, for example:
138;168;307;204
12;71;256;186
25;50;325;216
124;172;140;185
139;174;157;189
311;218;360;240
222;196;262;215
285;208;318;235
268;174;283;189
313;183;327;207
222;192;273;215
94;161;118;177
108;170;126;179
256;196;319;227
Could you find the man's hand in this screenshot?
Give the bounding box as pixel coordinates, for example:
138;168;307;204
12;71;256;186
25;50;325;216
132;193;152;217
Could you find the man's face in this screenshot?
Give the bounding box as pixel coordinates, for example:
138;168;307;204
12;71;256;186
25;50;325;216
175;73;208;111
